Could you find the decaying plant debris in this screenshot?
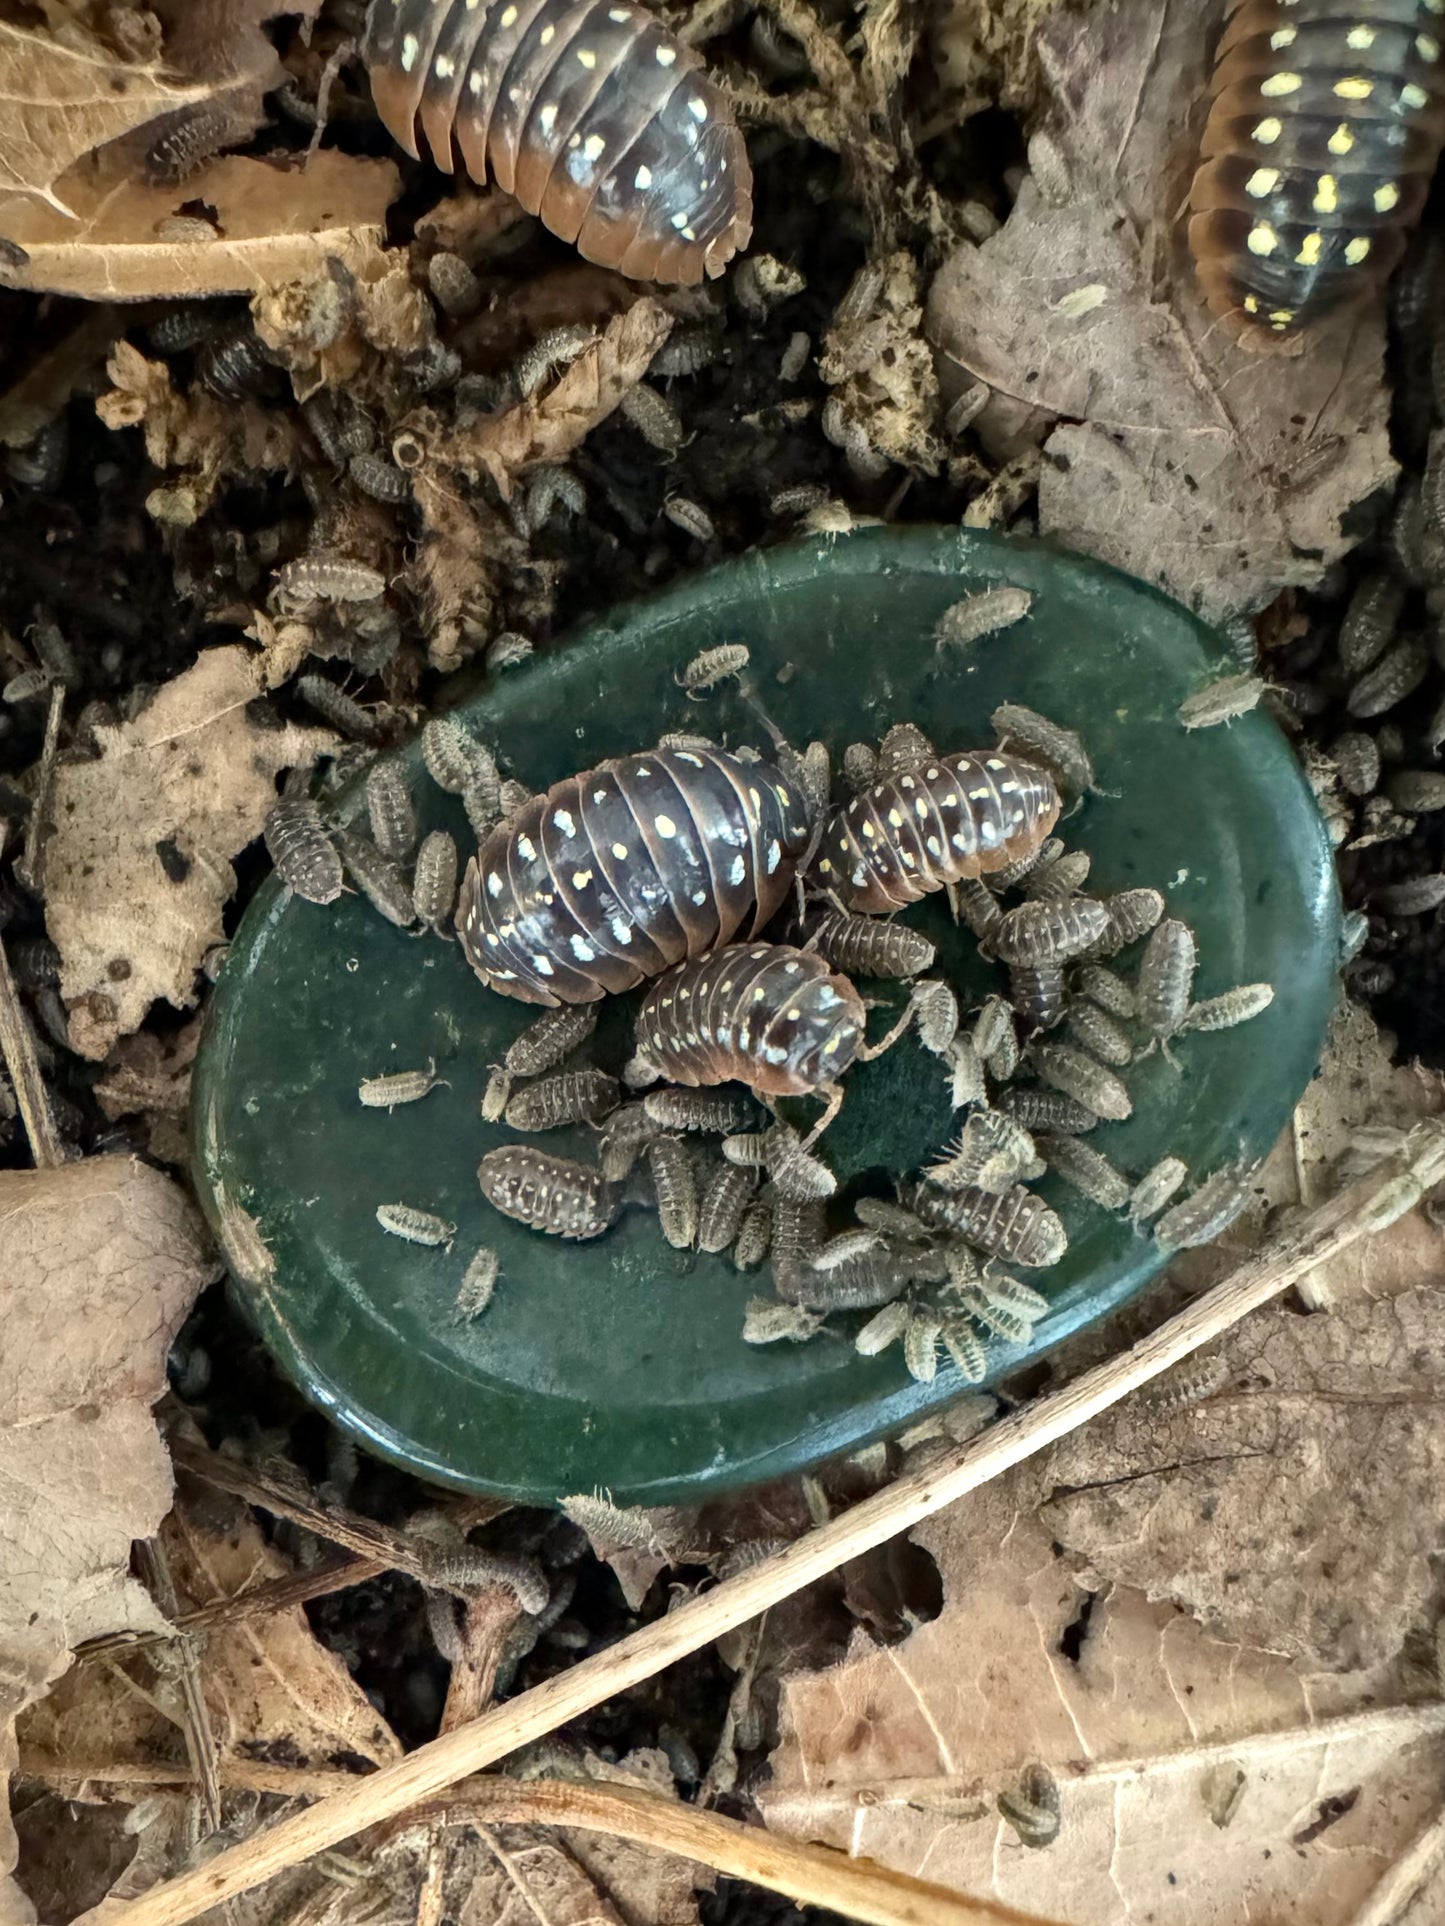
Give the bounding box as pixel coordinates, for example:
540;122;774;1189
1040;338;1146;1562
4;0;1445;1921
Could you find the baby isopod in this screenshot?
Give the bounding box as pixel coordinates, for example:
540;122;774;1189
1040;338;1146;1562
877;723;936;779
648;1136;698;1249
804;911;937;980
1092;887;1166;956
733;1199;774;1270
1031;1041;1133;1122
367;761;418;862
362;0;753;285
358;1060;446;1108
479;1145;619;1240
413;829;460;932
1154;1164;1257;1251
925;1111;1039;1195
644;1085;760;1134
991;702;1094;797
1178;982;1275;1031
1178;673;1266;729
338;831;419;928
815;749;1060;910
911;979;960;1058
697;1162;755;1253
905;1179;1068;1268
1037;1132;1130;1210
1129;1155;1189;1224
297;677;381;743
274;556;386;607
377;1201;456;1248
504;1068;620;1131
742;1295;820;1342
1065;999;1133;1067
506;1003;600;1078
934;586;1033;649
1138;919;1198;1044
454;1247;501;1320
458;745;811;1005
997;1086;1099;1134
264;786;343;906
1189;0;1445;336
637;943;867;1100
679;644;750;692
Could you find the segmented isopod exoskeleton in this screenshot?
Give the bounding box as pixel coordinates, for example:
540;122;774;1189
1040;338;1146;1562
506;1003;600;1078
1066;999;1133;1066
805;910;937;979
362;1;753;285
763;1124;839;1201
358;1060;445;1108
934;586;1033;649
265;785;343;905
454;1246;501;1320
698;1162;755;1253
1348;639;1430;718
1092;887;1166;956
1189;0;1445;336
504;1068;620;1131
974;995;1019;1078
911;980;960;1058
1178;673;1266;729
146;103;236;183
925;1111;1039;1195
1138;919;1198;1043
877;723;936;779
997;1086;1099;1134
842;741;879;792
1135;1352;1231;1414
776;1248;919;1311
855;1299;911;1356
680;643;750;692
742;1296;821;1342
953;878;1005;941
854;1197;933;1241
997;897;1112;1033
814;750;1060;910
809;1228;884;1271
769;1195;828;1285
1178;982;1276;1031
1076;962;1136;1018
1153;1164;1256;1251
367;761;418;862
1037;1132;1130;1209
1028;129;1072;205
414;829;459;932
1129;1155;1189;1224
1031;1042;1133;1121
946;1034;987;1109
991;702;1094;796
274;556;386;606
421;717;502;812
1021;848;1092;901
482;1066;512;1123
1339;572;1405;675
905;1180;1068;1268
644;1086;760;1134
478;1145;619;1239
377;1201;456;1248
648;1137;698;1248
338;830;419;927
350;452;412;504
1387;768;1445;811
458;746;811;1005
637;943;867;1099
733;1199;773;1270
296;677;381;742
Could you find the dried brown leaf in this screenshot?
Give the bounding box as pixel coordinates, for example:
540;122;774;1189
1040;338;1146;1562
763;1477;1445;1923
0;150;397;301
431;298;675;498
0;1156;216;1903
0;21;207;210
923;0;1395;622
42;644;335;1060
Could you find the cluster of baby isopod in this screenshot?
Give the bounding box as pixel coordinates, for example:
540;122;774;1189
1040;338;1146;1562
282;629;1273;1385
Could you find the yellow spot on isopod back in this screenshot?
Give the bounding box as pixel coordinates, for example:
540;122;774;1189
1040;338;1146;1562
1328;121;1356;154
1375;181;1401;212
1345;236;1372;264
1247;222;1279;256
1245;167;1280;197
1253;116;1283;144
1260;72;1303;96
1334;76;1374;99
1419;35;1440;60
1270;26;1295;49
1243;294;1261;314
1269;309;1294;324
1345;24;1376;50
1295;232;1324;266
1314;174;1339;212
1402;82;1429;110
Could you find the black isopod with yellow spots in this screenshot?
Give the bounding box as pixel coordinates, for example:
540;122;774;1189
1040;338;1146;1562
1189;0;1445;335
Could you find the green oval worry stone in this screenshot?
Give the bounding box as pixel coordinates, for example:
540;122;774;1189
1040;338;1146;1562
191;526;1341;1506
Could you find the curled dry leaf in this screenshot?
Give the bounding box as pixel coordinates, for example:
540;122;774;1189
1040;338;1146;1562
763;1478;1445;1924
0;1157;216;1901
924;0;1396;622
18;1480;400;1793
424;297;675;498
41;644;335;1060
0;150;397;302
0;20;208;210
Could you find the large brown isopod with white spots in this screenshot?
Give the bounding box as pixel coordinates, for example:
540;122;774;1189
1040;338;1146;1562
457;745;811;1005
813;750;1060;911
636;944;867;1101
363;0;753;285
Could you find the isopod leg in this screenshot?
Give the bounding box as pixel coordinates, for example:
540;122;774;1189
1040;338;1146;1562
798;1081;844;1150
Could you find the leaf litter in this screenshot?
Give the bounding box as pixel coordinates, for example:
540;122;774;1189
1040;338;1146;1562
0;0;1443;1921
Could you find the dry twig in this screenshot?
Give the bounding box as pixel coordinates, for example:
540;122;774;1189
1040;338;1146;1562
81;1123;1445;1926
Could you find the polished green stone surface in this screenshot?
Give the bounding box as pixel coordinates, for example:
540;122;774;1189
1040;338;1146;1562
191;526;1342;1505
